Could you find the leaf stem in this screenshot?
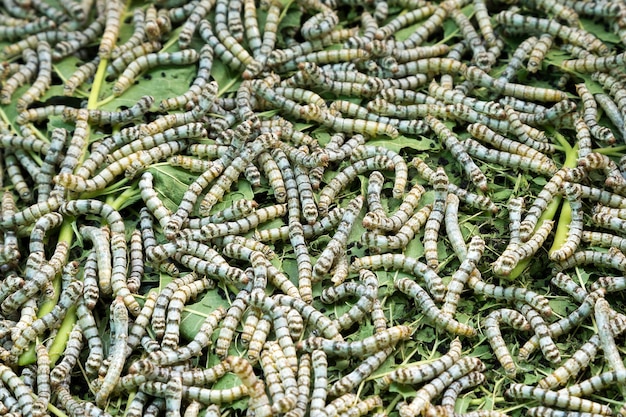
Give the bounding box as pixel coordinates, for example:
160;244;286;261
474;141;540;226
548;132;578;256
107;184;140;211
508;132;578;279
18;222;74;365
47;401;70;417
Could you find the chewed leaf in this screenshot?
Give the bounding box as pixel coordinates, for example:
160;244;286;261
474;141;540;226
100;65;197;109
369;136;438;153
179;288;230;340
150;165;194;212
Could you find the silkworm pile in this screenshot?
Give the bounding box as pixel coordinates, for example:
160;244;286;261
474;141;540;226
0;0;626;416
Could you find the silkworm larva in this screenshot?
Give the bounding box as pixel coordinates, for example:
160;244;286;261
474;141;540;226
504;384;612;415
381;337;463;386
398;356;484;417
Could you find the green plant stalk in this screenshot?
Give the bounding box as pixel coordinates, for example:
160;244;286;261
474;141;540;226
18;222;73;365
508;133;578;279
46;304;78;365
548;198;571;257
107;185;140;211
595;144;626;156
18;57;111;366
46;401;70;417
548;133;579;255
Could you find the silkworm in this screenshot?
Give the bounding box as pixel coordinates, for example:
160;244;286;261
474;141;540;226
0;54;39;103
351;252;445;301
519;167;569;241
216;287;250;359
113;50;200;96
504;384;612;415
52;17;106;60
58;199;140;315
429;81;504;118
352;145;408;199
558;369;626;398
395;278;476;336
10;281;83;360
423;167;448;269
518;288;605;359
595;297;625;374
145;307;226;367
442;235;485;315
16;42;51;110
285;352;311;417
109;6;145;57
77;299;104;376
95;296;129;407
464;139;557;176
55;141;186;191
245;314;271;364
50;323;83;386
538;334;600;389
381;337;463;386
99;0;123;58
139;380;249;405
313;195;363;282
516;301;561;364
273;294;341;340
330;348;392;398
362;206;431;252
0;364;35;416
526;407;608;417
328;100;428;136
199;133;276;216
554;247;626;273
126;291;158;352
259;346;288;413
0;130;50;154
227;356;271;417
70;97;155;128
80;225;112;296
309;349;329;416
467;123;556;171
162;278;214;351
5;153;31;202
1;241;68;315
321;272;377;331
165;129;253;238
525;33;553;73
398;356;484;417
80;250;100;310
595;93;626;140
483;309;530;377
266;341;298;411
373;4;432;38
364;180;425;232
318;155;395;216
427;117;488;191
551;272;587;302
150;273;199;338
495;10;608;56
439;371;486;414
448;6;490;69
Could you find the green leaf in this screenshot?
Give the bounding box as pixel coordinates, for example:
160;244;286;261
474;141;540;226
99;65;198;110
389;382;418;400
179;288;230;340
368;135;438;153
149;165;195;212
580;18;621;45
